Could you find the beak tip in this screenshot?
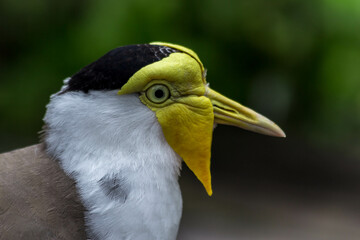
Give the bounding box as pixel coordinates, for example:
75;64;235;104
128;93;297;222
275;128;286;138
256;113;286;138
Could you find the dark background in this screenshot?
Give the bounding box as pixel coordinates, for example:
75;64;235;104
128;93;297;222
1;0;360;239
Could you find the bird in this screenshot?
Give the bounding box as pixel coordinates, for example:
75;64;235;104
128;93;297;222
0;42;285;240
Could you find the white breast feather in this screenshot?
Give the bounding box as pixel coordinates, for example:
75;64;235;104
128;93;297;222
44;90;183;240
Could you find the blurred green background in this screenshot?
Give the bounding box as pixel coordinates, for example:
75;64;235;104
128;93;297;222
1;0;360;239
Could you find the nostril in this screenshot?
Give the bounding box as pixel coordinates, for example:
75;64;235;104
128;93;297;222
213;104;237;114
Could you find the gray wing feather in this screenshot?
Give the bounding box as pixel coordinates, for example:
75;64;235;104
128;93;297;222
0;144;87;240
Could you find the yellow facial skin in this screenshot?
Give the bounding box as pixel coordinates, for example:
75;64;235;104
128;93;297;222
119;42;285;196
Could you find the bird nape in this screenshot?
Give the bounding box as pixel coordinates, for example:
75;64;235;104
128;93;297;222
0;42;285;240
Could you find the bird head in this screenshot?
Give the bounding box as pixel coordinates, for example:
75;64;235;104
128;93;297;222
58;42;285;196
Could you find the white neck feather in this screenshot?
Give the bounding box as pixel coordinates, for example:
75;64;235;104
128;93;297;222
44;89;182;240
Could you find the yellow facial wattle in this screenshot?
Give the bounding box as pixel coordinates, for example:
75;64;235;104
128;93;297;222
155;96;214;195
119;49;214;195
118;42;285;196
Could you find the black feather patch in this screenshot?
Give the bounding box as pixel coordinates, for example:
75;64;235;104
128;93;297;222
64;44;178;93
98;174;129;203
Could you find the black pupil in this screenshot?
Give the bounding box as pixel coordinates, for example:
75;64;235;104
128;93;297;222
155;89;164;99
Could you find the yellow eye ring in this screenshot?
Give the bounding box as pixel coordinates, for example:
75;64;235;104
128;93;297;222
146;84;170;104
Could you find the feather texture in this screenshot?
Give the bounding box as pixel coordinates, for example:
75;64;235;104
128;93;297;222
0;144;86;240
44;90;183;240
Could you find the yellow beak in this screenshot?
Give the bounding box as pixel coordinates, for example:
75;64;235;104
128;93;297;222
206;88;286;137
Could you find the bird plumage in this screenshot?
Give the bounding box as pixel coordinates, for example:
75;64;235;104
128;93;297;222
0;144;86;240
44;91;182;239
0;42;285;240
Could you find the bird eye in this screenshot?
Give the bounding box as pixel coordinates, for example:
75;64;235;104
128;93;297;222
146;84;170;104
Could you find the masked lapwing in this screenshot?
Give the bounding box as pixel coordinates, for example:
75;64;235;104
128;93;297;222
0;42;285;240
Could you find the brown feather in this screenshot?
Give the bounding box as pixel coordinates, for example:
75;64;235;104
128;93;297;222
0;144;87;240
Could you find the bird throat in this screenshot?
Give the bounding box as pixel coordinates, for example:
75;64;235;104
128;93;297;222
44;91;183;240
